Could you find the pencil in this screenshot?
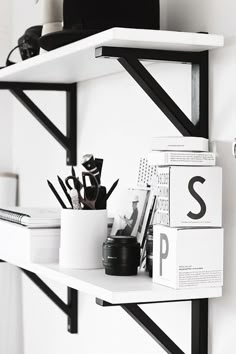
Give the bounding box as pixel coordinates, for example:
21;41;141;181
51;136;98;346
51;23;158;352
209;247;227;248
57;175;73;208
71;166;76;177
104;179;119;202
71;166;77;189
47;180;67;209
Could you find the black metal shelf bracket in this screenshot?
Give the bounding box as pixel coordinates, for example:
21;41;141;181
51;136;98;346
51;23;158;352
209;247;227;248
0;260;78;333
96;46;209;139
96;298;208;354
0;82;77;165
21;268;78;334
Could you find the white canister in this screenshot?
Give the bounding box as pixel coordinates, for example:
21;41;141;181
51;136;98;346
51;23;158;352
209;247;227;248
40;0;63;24
59;209;107;269
40;0;63;36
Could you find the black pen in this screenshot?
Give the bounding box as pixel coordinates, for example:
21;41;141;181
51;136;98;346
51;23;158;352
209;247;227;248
71;166;76;178
103;179;119;202
71;166;77;189
57;175;73;208
95;158;103;181
47;180;67;209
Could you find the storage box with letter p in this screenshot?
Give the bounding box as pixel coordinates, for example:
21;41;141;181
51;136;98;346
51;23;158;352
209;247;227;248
152;225;224;289
155;166;222;227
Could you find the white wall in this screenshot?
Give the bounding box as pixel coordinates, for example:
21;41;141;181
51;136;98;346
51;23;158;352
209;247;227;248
0;0;13;171
0;3;23;354
5;0;235;353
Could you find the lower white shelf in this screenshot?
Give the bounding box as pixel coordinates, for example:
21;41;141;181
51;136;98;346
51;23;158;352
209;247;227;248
0;254;222;304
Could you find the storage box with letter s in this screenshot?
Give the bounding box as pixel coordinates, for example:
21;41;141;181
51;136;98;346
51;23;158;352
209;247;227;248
154;166;222;227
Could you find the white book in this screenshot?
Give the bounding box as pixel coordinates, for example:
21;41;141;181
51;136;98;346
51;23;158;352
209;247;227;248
0;220;60;263
0;207;60;228
148;151;216;166
151;136;209;152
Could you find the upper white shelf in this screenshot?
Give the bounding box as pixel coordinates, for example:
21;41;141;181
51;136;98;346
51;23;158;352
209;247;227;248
0;28;224;84
0;254;222;304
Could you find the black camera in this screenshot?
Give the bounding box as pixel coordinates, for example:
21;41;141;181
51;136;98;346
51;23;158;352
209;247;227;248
103;236;140;276
18;26;42;60
4;26;42;67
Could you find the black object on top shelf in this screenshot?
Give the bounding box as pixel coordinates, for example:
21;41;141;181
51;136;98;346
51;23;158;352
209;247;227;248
40;0;160;51
63;0;160;30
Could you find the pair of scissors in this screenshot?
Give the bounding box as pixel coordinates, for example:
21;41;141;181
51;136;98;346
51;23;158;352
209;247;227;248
65;172;99;210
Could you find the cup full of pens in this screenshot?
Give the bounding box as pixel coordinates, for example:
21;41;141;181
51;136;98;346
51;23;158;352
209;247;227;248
47;154;119;269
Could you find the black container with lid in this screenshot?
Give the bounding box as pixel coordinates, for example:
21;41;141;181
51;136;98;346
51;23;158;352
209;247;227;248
103;236;140;276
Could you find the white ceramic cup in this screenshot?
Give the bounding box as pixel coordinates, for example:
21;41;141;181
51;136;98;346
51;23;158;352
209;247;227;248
40;0;63;24
41;22;63;36
59;209;107;269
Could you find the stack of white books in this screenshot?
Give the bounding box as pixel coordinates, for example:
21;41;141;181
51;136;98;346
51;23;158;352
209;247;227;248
148;136;215;166
0;207;60;263
150;136;224;290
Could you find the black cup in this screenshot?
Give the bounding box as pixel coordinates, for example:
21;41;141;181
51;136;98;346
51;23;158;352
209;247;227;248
103;236;140;276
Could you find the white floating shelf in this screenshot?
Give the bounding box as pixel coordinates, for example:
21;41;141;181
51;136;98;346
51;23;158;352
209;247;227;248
0;28;224;84
0;254;222;304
